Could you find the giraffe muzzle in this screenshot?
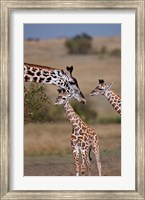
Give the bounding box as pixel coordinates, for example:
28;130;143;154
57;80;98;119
90;91;95;96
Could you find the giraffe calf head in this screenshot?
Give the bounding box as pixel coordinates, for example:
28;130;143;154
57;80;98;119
90;79;113;96
55;90;72;105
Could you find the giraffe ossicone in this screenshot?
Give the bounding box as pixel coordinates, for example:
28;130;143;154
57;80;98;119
24;62;86;104
55;90;101;176
90;79;121;115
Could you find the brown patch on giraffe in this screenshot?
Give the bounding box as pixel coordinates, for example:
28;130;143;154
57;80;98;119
33;77;38;82
112;103;116;107
43;71;50;77
39;77;45;83
24;75;30;82
115;106;119;111
67;110;71;115
36;71;41;76
74;127;79;132
82;126;86;131
78;122;82;127
112;97;115;101
46;77;51;83
75;119;79;124
27;70;35;76
32;68;38;72
68;114;74;119
82;142;86;147
71;135;77;140
107;96;111;101
79;130;84;135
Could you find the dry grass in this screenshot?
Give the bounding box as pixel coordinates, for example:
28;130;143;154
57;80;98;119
24;122;121;156
24;123;121;176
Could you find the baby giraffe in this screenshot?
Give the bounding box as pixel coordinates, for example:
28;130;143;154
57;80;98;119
55;90;101;176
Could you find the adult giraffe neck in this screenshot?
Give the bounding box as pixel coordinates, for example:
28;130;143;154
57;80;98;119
24;62;86;104
24;62;65;86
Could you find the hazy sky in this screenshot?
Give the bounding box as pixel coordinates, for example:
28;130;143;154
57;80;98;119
24;24;121;39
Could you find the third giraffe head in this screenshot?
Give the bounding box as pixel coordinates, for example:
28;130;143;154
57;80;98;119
90;79;113;96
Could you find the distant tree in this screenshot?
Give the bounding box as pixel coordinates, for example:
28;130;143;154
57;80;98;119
99;46;107;55
65;33;92;54
27;38;34;41
35;38;40;42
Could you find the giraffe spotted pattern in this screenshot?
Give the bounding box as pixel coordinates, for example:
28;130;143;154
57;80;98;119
24;62;86;104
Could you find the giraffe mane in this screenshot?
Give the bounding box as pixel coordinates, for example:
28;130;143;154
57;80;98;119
24;62;64;72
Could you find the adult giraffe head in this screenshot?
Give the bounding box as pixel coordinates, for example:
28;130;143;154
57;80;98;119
63;66;86;104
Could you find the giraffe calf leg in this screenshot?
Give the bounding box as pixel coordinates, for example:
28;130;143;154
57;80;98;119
92;144;101;176
72;146;80;176
81;153;87;176
81;165;86;176
94;155;101;176
86;158;91;176
97;160;101;176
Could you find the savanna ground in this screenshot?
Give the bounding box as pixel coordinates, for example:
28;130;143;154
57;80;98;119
24;36;121;176
24;123;121;176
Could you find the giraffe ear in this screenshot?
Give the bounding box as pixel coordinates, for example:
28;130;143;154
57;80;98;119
99;79;104;84
66;66;73;76
107;82;113;90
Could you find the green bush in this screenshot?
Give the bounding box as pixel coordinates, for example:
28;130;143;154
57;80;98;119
65;33;92;54
24;83;66;123
24;83;50;123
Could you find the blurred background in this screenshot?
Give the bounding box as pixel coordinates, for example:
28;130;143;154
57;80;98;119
24;24;121;176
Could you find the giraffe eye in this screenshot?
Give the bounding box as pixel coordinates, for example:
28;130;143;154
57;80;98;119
69;81;75;85
69;78;79;87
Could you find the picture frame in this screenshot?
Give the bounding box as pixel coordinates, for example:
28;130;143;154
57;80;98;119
0;0;144;199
